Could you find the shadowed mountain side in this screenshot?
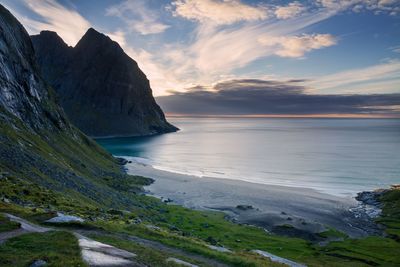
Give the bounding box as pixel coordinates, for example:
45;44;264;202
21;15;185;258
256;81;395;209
0;4;151;208
31;29;177;137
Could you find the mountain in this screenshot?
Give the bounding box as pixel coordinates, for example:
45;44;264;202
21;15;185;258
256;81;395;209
31;28;177;137
0;4;151;208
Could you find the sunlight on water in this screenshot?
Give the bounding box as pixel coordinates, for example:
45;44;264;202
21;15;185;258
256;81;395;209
97;118;400;196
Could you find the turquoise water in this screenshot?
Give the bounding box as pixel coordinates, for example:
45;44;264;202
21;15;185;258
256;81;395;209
97;118;400;196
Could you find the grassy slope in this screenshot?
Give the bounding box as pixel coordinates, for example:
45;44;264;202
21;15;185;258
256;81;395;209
0;214;20;233
0;107;399;266
377;187;400;240
1;177;400;267
0;109;152;210
0;231;86;267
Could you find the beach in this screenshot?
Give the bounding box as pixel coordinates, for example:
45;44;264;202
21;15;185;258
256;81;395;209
125;160;382;239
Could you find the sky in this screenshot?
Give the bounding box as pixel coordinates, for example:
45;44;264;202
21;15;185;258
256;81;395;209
2;0;400;116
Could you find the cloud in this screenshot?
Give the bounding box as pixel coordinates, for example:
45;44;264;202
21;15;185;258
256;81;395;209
275;2;306;19
309;60;400;93
106;0;170;35
391;45;400;53
317;0;400;15
106;30;127;47
259;34;337;58
171;0;268;25
156;79;400;116
13;0;90;46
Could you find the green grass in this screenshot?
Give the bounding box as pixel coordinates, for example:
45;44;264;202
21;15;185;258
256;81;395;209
0;231;86;267
317;228;347;239
1;106;400;267
377;186;400;240
3;184;400;267
0;213;20;233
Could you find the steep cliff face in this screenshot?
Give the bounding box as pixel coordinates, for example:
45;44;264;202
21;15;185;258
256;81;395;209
0;8;67;131
0;4;150;208
31;28;177;137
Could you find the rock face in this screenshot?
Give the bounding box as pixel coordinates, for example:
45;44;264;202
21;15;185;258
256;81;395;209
0;4;151;208
31;28;177;137
0;6;67;131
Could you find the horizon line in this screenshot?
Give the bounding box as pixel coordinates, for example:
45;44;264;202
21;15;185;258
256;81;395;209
165;113;400;119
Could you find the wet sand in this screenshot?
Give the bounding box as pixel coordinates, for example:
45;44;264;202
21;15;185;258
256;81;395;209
125;162;381;238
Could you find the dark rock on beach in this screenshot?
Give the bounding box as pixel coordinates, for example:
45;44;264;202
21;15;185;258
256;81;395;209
356;189;388;207
236;205;254;211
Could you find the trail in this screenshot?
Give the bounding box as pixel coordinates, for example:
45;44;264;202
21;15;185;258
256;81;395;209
1;213;307;267
1;213;142;267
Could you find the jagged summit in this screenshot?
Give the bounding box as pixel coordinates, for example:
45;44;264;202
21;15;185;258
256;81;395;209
75;28;120;51
31;27;177;137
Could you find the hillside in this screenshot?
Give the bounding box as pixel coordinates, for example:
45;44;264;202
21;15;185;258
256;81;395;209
1;4;400;267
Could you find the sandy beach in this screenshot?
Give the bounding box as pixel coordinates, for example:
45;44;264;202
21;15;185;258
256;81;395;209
125;161;382;239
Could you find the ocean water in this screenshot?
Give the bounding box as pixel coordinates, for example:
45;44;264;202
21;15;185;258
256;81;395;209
97;118;400;196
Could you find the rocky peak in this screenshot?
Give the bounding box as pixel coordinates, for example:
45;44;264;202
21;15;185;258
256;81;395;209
75;28;118;50
32;27;177;137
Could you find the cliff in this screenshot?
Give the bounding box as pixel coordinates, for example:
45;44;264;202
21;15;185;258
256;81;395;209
31;28;177;137
0;4;151;208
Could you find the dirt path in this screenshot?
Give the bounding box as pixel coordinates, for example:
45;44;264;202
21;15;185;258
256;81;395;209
77;230;230;267
75;233;143;267
0;214;50;244
2;213;306;267
1;214;142;267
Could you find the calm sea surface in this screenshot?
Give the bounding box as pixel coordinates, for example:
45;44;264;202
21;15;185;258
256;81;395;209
97;118;400;196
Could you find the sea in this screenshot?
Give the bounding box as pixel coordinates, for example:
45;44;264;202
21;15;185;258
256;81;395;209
97;118;400;197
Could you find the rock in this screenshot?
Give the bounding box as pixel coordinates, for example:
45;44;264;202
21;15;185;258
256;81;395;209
207;245;231;253
115;157;128;165
356;190;387;207
169;225;180;231
163;198;173;203
31;29;178;137
253;250;306;267
236;205;254;211
29;260;47;267
133;218;142;224
145;224;161;231
206;236;218;245
166;258;198;267
45;212;84;223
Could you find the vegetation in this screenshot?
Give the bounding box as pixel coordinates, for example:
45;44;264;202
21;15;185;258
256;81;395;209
1;182;400;266
377;186;400;240
1;113;399;266
0;213;20;233
0;231;86;266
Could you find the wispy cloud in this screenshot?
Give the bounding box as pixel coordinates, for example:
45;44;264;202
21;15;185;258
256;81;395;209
275;1;306;19
5;0;399;97
171;0;269;25
317;0;400;15
259;34;337;58
309;60;400;93
13;0;90;46
106;0;170;35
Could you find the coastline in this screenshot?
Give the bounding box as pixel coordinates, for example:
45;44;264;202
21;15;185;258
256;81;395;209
124;159;383;239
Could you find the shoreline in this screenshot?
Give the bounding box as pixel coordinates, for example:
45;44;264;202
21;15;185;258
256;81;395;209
123;159;383;239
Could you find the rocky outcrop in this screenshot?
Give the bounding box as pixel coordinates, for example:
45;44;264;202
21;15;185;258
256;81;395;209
0;4;151;208
31;28;177;137
0;6;67;131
